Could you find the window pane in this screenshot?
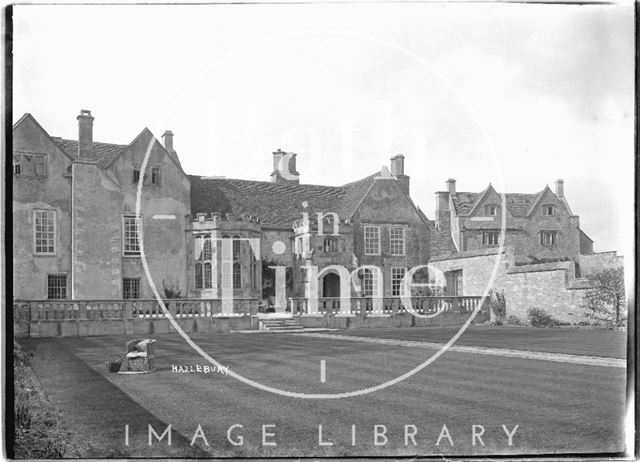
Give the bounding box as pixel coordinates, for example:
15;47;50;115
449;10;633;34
123;216;141;255
364;226;380;255
233;262;241;289
47;275;67;299
390;228;405;255
195;262;203;289
123;278;140;299
34;210;56;254
392;268;406;296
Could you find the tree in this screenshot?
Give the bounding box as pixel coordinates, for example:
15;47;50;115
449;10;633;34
162;279;183;299
583;268;626;326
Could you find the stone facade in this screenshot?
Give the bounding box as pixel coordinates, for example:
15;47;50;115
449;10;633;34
13;111;190;300
429;247;593;324
15;110;618;319
430;178;593;266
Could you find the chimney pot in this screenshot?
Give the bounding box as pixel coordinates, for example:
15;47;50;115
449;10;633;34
555;179;564;198
446;178;456;194
162;130;175;152
77;109;94;158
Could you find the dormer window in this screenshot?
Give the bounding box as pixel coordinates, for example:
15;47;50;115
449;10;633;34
542;205;555;216
485;205;498;216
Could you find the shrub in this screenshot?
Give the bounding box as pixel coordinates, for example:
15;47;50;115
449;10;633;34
13;342;79;458
527;308;560;328
488;289;506;324
506;315;523;326
583;268;626;327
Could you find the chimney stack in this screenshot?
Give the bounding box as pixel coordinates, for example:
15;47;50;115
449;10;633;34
162;130;175;152
446;178;456;194
390;154;405;177
271;149;300;185
77;109;94;158
389;154;410;196
555;179;564;198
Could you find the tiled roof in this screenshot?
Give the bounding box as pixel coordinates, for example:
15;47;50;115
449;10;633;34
51;137;127;168
451;190;544;217
190;173;378;228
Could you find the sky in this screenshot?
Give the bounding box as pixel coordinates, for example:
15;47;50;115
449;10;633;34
12;2;635;260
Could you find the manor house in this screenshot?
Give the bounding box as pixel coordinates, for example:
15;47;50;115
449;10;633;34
13;110;602;304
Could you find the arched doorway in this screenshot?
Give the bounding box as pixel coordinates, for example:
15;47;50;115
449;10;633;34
322;272;341;298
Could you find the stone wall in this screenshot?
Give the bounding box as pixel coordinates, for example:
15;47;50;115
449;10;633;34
429;247;592;324
578;251;624;277
297;309;489;329
13;116;74;299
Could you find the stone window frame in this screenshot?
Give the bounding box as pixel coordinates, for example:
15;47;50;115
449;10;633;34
151;166;161;185
362;269;380;297
482;231;500;247
33;209;57;255
484;204;498;216
122;214;142;256
540;230;558;247
195;234;214;289
391;267;407;297
542;204;555;216
323;236;338;253
47;273;68;300
389;226;406;256
123;277;141;299
364;225;381;255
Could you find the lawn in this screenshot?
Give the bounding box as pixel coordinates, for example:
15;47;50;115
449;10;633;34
18;326;628;458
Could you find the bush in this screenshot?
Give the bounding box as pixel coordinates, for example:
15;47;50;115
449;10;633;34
488;289;506;324
506;315;523;326
583;268;626;327
527;308;560;328
13;342;79;458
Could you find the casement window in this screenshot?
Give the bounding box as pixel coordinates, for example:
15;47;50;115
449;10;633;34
390;227;406;256
151;167;161;185
323;237;338;253
541;231;557;246
34;210;56;255
542;205;555;216
232;235;242;289
250;258;257;289
364;226;381;255
34;155;47;177
391;267;407;297
485;205;498;216
482;231;500;247
132;168;141;184
123;215;142;256
362;269;380;297
194;234;214;289
123;278;140;299
47;274;67;299
233;263;242;289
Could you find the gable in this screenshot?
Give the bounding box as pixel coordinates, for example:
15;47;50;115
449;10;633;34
527;187;570;217
353;178;425;223
13;114;74;163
